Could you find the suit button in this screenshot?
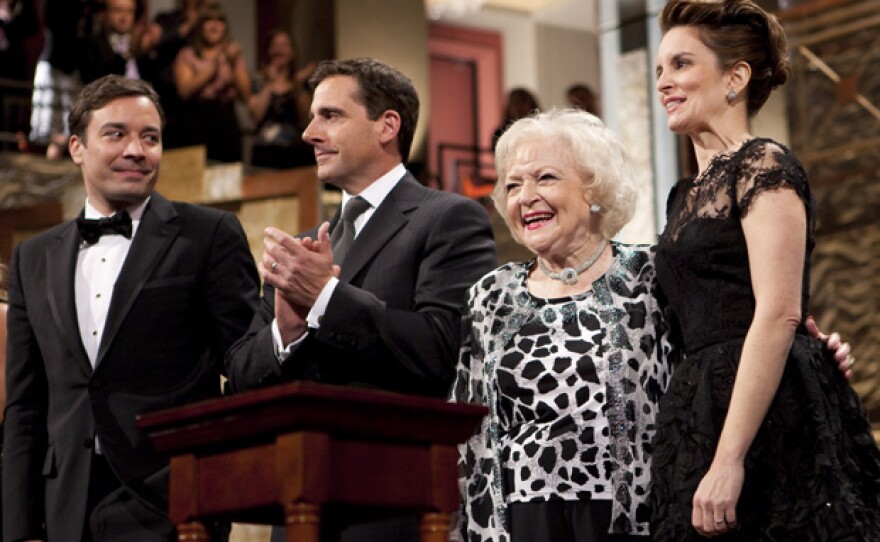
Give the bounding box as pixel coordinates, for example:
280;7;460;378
83;438;94;449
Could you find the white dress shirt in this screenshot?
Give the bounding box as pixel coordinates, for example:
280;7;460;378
108;32;141;80
75;198;148;366
272;163;406;360
74;197;149;454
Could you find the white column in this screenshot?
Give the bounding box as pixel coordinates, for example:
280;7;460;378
598;0;621;134
646;0;679;233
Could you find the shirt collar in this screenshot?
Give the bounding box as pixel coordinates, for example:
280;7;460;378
84;196;150;224
339;163;405;211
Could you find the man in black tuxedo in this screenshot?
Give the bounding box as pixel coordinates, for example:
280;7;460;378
225;59;496;400
225;59;496;540
2;75;260;542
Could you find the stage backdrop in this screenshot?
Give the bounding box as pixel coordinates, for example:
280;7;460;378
782;0;880;437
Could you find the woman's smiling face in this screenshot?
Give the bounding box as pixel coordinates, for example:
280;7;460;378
503;139;597;259
656;25;731;136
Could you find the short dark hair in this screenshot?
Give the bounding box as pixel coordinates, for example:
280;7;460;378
68;75;165;142
503;87;540;121
566;83;597;115
308;58;420;163
660;0;790;116
102;0;147;25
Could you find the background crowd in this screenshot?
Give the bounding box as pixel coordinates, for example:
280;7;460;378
0;0;600;173
1;0;316;168
1;1;879;542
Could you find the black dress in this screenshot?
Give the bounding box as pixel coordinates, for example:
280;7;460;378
650;138;880;541
250;86;315;169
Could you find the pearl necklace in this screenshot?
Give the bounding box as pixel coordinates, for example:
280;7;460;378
537;239;607;285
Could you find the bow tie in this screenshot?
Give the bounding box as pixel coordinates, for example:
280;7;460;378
77;211;133;245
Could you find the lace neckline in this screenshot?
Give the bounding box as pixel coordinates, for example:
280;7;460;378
692;137;759;185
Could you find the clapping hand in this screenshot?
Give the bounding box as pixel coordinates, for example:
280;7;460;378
294;61;317;88
223;40;243;64
262;223;338;342
134;22;161;56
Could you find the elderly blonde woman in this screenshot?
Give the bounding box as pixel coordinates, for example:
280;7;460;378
452;109;670;542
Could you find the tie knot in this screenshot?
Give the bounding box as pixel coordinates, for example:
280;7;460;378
331;197;370;263
77;210;133;245
109;33;130;55
342;196;370;223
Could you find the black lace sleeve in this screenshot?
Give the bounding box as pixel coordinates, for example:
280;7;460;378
665;180;683;220
734;139;811;217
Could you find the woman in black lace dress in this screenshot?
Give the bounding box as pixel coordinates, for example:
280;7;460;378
650;1;880;540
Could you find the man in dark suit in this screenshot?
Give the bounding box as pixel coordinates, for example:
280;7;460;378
225;59;496;540
3;75;260;542
225;58;496;400
80;0;158;85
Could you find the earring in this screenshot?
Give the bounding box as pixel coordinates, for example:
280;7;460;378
590;202;601;213
726;89;737;102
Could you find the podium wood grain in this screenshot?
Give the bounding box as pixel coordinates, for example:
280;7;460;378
137;382;487;542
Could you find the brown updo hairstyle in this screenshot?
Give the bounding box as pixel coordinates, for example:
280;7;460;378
660;0;791;116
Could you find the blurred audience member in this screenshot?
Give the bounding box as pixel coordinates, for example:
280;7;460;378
29;0;97;159
154;0;204;53
80;0;157;84
173;2;249;162
248;28;315;169
0;0;39;149
0;260;7;539
0;263;5;401
0;0;36;81
151;0;207;148
567;83;598;116
0;261;7;421
492;87;539;150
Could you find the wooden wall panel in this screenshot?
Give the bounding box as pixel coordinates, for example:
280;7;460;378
782;0;880;430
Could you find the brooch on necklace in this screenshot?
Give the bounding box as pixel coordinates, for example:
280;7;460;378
538;239;607;285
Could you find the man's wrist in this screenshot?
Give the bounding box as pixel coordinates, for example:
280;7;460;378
279;323;307;346
271;319;309;363
307;276;338;328
273;314;307;348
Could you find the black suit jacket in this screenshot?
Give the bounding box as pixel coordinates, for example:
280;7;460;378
80;31;158;85
225;173;496;398
2;193;260;541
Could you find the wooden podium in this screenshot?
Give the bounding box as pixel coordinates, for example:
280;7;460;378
136;382;487;542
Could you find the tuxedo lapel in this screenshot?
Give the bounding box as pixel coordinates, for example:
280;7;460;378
46;221;93;376
339;176;421;283
96;195;180;367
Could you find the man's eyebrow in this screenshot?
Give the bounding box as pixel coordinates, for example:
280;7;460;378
99;122;128;131
315;106;344;117
98;122;161;133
